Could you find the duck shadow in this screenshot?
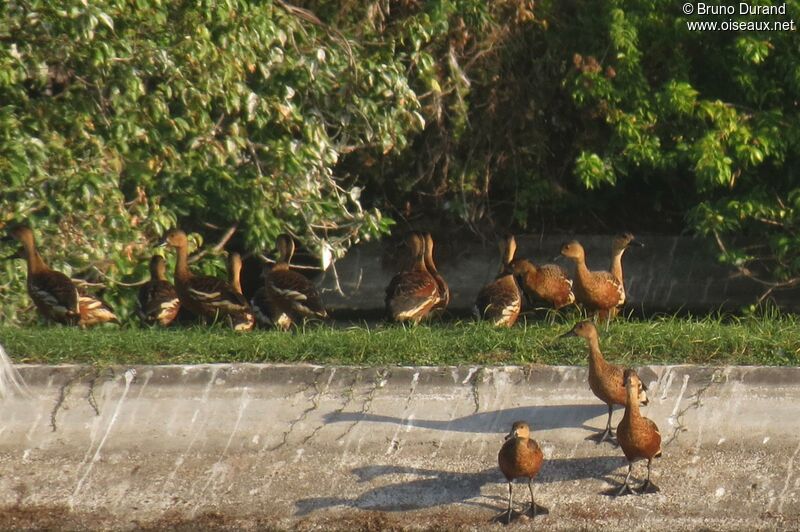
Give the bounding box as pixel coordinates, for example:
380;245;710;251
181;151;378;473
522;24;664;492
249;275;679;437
323;404;617;434
294;455;626;517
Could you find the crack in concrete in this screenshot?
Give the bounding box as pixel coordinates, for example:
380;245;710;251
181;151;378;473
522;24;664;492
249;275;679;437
268;370;325;451
84;368;114;418
467;367;484;414
336;369;389;442
665;368;724;447
299;369;338;445
50;368;104;432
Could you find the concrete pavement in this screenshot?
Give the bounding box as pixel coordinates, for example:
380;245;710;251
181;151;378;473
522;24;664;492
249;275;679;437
0;364;799;530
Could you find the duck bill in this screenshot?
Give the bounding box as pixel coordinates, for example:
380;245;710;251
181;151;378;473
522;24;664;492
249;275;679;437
628;240;644;248
558;330;577;340
504;429;516;441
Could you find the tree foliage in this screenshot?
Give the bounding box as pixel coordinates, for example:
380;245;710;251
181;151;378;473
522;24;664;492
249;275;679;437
0;0;423;321
2;0;800;323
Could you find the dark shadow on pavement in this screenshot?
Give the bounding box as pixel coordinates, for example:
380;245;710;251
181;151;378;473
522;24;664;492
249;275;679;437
294;455;626;517
323;404;617;434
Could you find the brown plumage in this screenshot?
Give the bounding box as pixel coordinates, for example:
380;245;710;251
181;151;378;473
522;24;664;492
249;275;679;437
497;421;545;523
509;259;575;310
250;271;273;328
616;368;662;495
474;234;522;327
560;240;623;322
385;232;439;323
227;252;255;332
608;232;642;319
161;229;252;329
560;320;648;443
6;225;117;327
137;255;180;327
423;232;449;316
262;234;327;330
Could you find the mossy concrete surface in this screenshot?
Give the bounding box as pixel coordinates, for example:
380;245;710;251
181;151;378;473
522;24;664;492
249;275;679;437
0;364;798;530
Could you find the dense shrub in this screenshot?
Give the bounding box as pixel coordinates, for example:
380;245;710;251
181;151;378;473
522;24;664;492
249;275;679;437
2;0;799;322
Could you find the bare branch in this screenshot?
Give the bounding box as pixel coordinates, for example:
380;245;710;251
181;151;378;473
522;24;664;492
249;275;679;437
713;229;800;302
189;224;238;264
258;253;322;271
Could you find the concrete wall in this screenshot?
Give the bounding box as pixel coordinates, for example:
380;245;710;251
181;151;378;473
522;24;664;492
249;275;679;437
316;235;800;315
1;364;799;529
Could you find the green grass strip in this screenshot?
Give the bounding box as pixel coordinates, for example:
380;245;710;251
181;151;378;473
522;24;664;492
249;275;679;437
1;315;798;367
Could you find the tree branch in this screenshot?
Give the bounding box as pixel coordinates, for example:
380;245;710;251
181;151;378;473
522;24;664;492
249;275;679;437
189;224;238;264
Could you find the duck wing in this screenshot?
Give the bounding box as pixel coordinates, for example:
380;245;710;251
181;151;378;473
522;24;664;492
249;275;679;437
28;271;80;323
77;293;119;326
474;275;521;326
187;276;250;313
265;270;327;319
385;271;438;321
536;264;575;307
138;280;180;326
588;270;624;307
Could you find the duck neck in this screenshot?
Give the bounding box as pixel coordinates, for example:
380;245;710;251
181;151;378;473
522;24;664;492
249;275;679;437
586;336;607;370
610;249;625;283
624;385;641;419
152;262;167;281
24;246;48;275
230;272;242;294
574;257;591;283
174;245;192;281
412;252;427;272
424;245;438;275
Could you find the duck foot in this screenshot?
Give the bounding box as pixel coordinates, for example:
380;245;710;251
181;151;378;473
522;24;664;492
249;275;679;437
614;481;638;497
526;502;549;517
586;428;617;446
491;509;517;524
638;480;660;494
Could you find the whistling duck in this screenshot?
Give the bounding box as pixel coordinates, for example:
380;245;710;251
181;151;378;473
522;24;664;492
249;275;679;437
161;229;253;329
560;240;623;322
227;252;255;331
385;232;439;323
474;234;522;327
608;232;642;319
616;368;662;495
497;420;545;524
5;225;118;327
262;234;327;330
423;232;449;315
137;255;180;327
509;258;574;310
560;320;648;443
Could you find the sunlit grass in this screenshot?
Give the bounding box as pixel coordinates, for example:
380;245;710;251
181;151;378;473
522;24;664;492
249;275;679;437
0;313;798;366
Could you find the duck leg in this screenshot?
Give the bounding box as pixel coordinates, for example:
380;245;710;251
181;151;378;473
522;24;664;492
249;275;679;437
506;481;514;524
639;458;660;493
527;478;536;518
591;404;615;444
616;463;635;496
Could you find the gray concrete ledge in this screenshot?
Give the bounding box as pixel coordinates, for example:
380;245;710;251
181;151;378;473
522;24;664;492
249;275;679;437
1;364;799;530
